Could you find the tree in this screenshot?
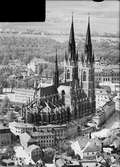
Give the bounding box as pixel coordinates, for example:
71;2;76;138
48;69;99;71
7;110;17;122
14;105;21;112
67;147;75;157
2;54;9;65
43;147;56;163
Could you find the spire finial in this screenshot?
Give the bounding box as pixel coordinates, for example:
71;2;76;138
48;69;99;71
56;47;57;54
55;47;58;66
72;12;74;22
88;13;90;24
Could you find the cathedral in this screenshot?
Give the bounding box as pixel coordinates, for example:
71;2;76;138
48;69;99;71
22;15;96;125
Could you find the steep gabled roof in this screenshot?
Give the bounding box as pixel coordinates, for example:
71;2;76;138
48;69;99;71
83;141;101;153
40;85;58;97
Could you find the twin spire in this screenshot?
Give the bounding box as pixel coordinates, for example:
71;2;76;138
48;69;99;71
67;13;94;64
54;14;94;87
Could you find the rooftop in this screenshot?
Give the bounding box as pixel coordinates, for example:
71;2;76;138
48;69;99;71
26;144;40;153
9;121;34;128
31;131;55;137
0;124;9;130
83;141;101;153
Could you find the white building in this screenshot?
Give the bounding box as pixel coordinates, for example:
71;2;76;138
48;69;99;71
14;88;35;104
95;88;111;108
27;57;48;73
113;93;120;111
14;143;42;165
99;82;120;93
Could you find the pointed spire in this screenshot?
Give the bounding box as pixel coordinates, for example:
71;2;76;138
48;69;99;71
84;15;92;63
86;15;92;47
53;48;59;88
55;48;58;68
76;50;78;62
92;51;95;63
68;13;76;62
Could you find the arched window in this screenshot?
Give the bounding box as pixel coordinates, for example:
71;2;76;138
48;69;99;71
61;90;65;96
61;90;65;104
83;71;86;81
67;69;70;79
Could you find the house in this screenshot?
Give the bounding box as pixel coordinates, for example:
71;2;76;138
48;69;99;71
95;87;111;108
14;88;35;104
82;140;101;160
14;144;42;165
80;160;101;167
27;57;48;74
95;64;120;84
0;159;15;167
0;124;12;146
113;93;120;111
19;132;31;149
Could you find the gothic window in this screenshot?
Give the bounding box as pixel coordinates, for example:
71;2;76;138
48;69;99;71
83;71;86;81
67;69;70;79
61;90;65;96
61;90;65;104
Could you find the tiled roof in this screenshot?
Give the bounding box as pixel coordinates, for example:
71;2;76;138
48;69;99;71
26;144;40;153
40;85;58;97
31;131;54;137
77;137;89;150
83;141;101;153
0;124;9;130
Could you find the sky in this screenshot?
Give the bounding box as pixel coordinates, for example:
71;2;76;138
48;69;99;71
0;1;119;35
45;1;119;34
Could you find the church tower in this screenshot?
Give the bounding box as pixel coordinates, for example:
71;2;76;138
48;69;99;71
78;16;95;113
64;14;78;83
53;49;59;88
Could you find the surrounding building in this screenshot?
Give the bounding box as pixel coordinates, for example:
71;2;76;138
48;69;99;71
92;100;115;127
99;82;120;93
14;144;42;166
9;122;67;146
30;131;55;148
14;88;35;104
95;87;111;108
95;64;120;84
0;124;12;146
55;156;82;167
80;160;101;167
26;144;42;163
27;57;48;74
113;93;120;111
82;140;101;160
